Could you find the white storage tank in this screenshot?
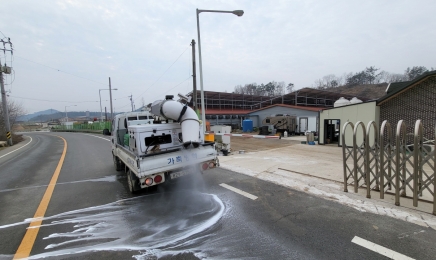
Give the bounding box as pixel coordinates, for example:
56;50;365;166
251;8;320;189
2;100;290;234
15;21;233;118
334;97;351;107
350;97;363;104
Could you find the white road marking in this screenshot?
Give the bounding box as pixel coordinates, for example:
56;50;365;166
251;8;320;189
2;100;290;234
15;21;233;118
219;183;258;200
351;236;415;260
82;133;111;142
0;136;33;159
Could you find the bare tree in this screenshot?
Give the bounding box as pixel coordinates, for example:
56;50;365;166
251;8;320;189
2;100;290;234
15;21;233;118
0;100;26;137
378;70;390;83
233;85;244;94
286;83;294;93
313;74;344;89
275;81;286;96
313;79;325;89
388;73;408;83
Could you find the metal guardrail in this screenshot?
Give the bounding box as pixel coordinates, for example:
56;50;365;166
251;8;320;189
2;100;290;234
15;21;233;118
342;120;435;215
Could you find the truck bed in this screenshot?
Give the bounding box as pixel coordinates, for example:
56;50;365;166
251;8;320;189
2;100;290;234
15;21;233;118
115;143;216;178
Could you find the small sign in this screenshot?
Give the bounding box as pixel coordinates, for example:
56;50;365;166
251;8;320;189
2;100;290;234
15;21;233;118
6;132;11;139
1;66;12;74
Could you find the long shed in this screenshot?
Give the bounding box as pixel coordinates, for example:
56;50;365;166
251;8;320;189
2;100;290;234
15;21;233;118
247;104;323;134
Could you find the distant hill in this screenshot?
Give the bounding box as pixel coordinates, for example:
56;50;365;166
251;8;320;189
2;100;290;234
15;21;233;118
17;109;61;122
323;83;388;100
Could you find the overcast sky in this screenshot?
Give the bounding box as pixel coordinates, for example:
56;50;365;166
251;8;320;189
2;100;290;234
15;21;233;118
1;0;435;114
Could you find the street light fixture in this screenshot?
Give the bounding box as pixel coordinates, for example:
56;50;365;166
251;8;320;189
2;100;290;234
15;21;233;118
99;88;118;121
196;8;244;133
65;105;77;122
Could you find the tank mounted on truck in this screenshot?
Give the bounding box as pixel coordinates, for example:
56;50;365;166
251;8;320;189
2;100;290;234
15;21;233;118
110;93;218;193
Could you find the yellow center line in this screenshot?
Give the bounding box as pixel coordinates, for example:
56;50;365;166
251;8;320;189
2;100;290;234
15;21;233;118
14;136;67;259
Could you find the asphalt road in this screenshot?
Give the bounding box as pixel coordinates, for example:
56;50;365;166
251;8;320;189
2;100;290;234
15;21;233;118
0;132;435;259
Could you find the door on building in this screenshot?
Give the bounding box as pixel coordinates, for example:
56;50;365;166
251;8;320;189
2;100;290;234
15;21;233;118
323;119;340;145
299;117;308;134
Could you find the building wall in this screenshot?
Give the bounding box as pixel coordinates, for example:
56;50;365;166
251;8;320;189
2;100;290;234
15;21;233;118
319;101;379;146
379;76;436;142
248;106;319;133
208;116;248;130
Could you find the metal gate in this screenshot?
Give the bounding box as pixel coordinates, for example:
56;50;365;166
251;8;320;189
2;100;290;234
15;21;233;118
342;120;435;215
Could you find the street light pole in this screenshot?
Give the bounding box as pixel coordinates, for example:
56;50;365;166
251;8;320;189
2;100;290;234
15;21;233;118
65;105;77;122
99;89;103;121
196;8;244;133
109;77;113;121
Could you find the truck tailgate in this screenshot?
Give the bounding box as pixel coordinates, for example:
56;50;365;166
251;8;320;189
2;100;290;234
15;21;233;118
137;145;216;178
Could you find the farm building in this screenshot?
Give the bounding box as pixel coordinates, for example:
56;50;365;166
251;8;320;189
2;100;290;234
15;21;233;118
187;89;363;130
377;70;436;142
319;100;379;146
318;70;436;146
247;104;323;134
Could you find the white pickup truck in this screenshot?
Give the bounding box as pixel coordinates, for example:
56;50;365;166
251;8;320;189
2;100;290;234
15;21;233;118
108;95;218;193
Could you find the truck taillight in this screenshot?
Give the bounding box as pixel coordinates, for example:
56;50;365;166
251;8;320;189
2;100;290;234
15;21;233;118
154;175;162;183
209;162;215;168
202;163;209;171
144;178;153;186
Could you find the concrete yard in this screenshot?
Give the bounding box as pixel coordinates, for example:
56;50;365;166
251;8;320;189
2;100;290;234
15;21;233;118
220;135;436;230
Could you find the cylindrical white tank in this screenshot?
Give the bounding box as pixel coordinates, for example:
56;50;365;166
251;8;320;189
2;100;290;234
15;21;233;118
334;97;351;107
151;99;200;147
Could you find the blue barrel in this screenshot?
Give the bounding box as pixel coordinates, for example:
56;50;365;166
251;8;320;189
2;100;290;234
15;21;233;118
242;119;253;132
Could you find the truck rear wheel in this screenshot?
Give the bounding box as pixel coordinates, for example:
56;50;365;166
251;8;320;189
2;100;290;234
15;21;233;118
127;169;140;194
113;155;122;171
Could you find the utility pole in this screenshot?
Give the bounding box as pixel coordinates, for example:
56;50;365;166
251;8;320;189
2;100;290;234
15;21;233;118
0;73;12;145
109;77;113;121
129;94;134;111
191;39;197;113
1;37;13;146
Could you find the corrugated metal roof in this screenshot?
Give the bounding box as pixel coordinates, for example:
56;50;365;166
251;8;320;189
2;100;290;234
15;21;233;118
203;109;251;115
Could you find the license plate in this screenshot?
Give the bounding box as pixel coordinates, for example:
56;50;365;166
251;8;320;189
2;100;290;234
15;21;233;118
170;171;190;179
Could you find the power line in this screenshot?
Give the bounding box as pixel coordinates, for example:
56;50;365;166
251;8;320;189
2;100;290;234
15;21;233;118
116;46;191;110
118;46;191;109
113;96;129;100
8;95;130;103
149;75;192;102
14;55;107;86
134;46;190;103
9;95;98;103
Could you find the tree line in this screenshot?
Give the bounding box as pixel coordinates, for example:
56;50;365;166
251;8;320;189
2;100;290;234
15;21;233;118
313;66;434;90
233;66;434;95
233;81;295;96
